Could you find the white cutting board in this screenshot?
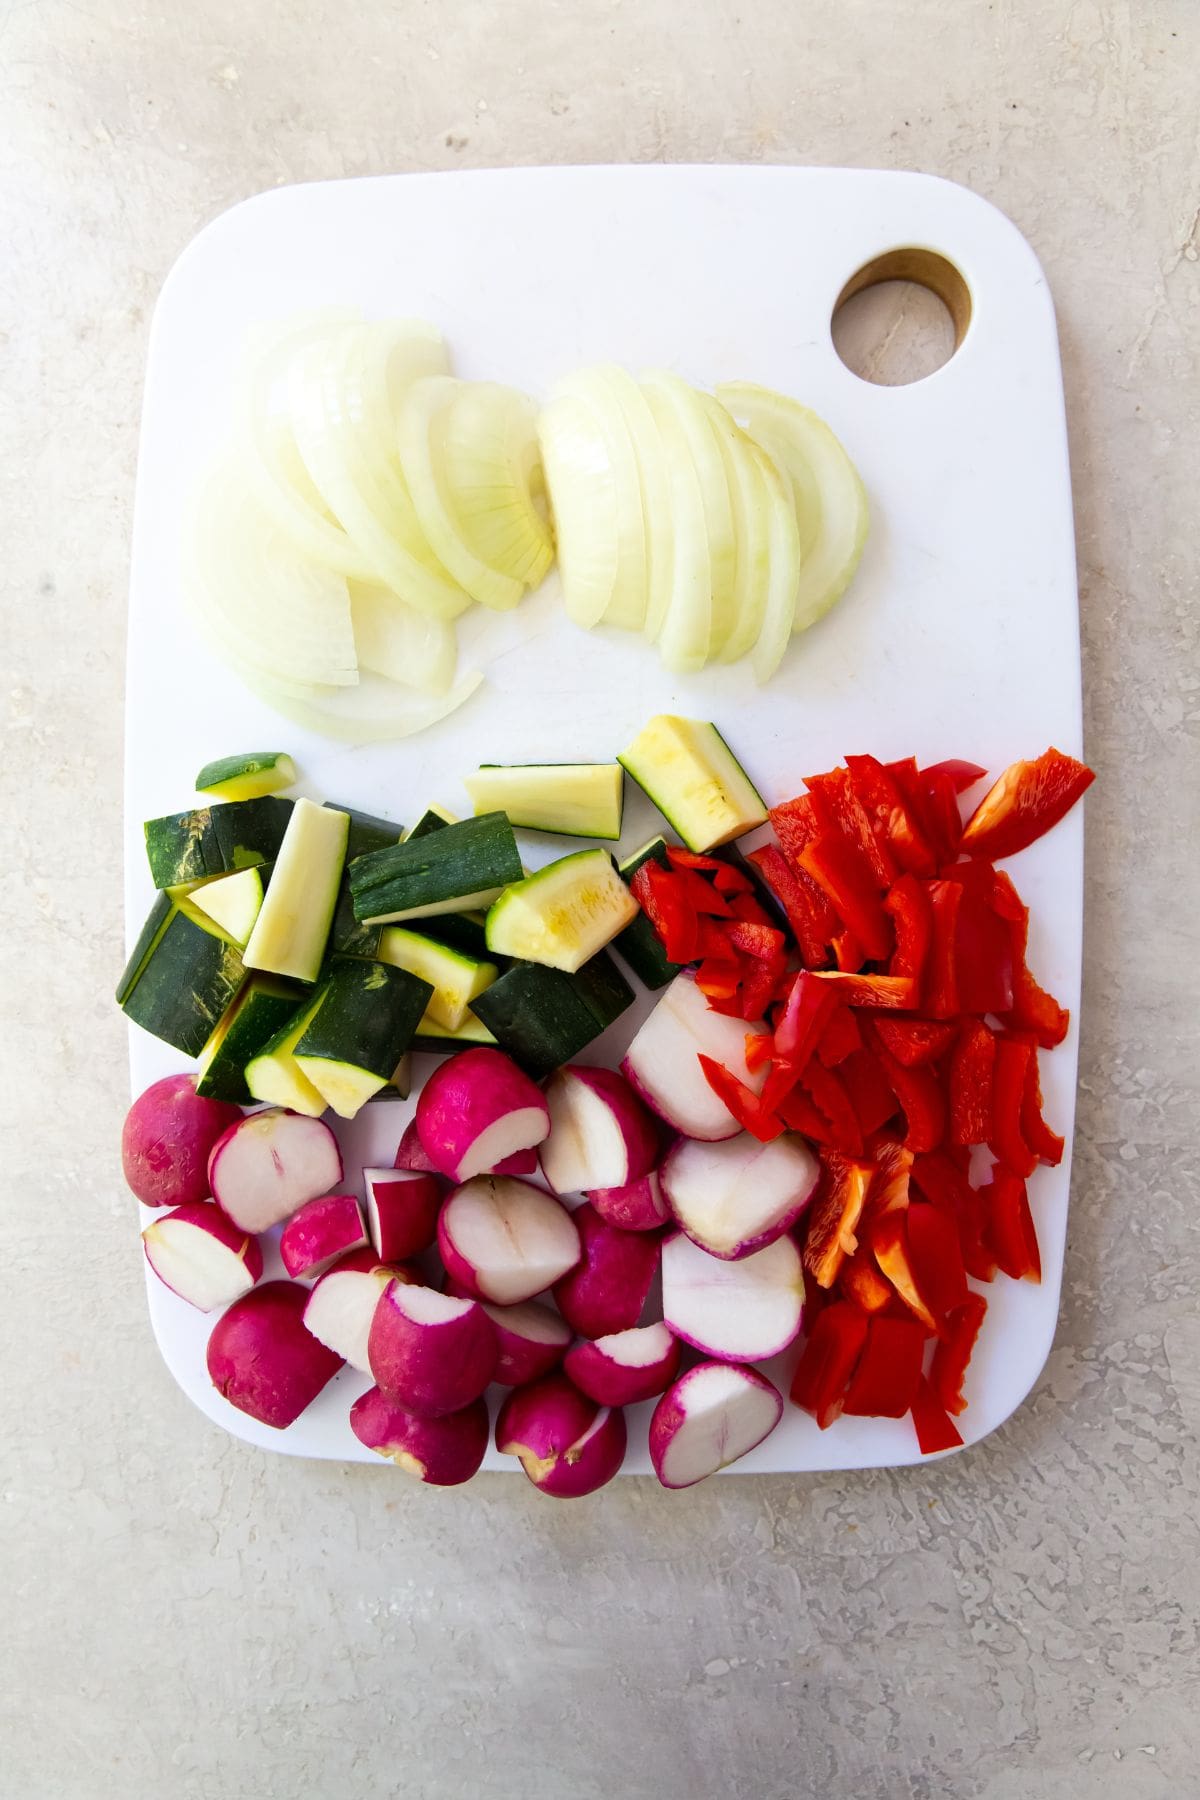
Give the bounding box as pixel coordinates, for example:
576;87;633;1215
126;166;1083;1474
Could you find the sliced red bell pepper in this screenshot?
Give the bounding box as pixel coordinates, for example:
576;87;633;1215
839;1250;895;1313
777;1085;836;1143
990;870;1070;1047
941;860;1015;1014
808;971;917;1009
800;1062;864;1156
846;753;937;876
727;889;775;927
665;845;725;873
790;1301;870;1428
842;1315;927;1417
949;1019;996;1147
833;928;866;972
630;861;699;964
670;872;734;918
817;1005;862;1068
1020;1043;1065;1166
839;1050;901;1137
801;1153;872;1287
862;1137;913;1221
924;879;962;1019
869;1211;937;1330
798;833;893;961
905;1202;969;1326
872;1017;957;1067
738;951;787;1023
806;767;896;888
909;1149;971;1212
746;843;835;969
773;969;839;1070
985;1168;1041;1282
989;1035;1038;1177
872;1038;946;1153
910;1376;965;1454
695;955;742;1002
960;747;1095;860
955;1185;998;1284
930;1293;988;1414
744;1031;775;1073
711;860;754;895
920;766;965;863
697;1055;787;1144
924;759;987;795
884;874;932;995
724;920;785;961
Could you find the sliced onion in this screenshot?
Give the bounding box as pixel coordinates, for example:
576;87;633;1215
643;373;736;661
744;440;802;685
639;381;710;673
537;390;623;628
699;394;771;664
348;581;458;696
441;382;554;588
239;668;485;742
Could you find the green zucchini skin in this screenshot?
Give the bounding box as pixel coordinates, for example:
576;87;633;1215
119;905;246;1056
296;956;433;1081
195;976;307;1102
470;951;634;1080
417;912;493;960
116;891;173;1004
144;797;293;888
405;806;457;840
211;797;295;872
613;837;684;990
195;752;295;800
349;811;523;924
323;801;405;959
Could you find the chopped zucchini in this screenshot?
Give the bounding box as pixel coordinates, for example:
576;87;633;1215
210;797;295;872
294;957;433;1120
323;801;405;959
618;715;767;851
464;764;624;839
613;837;685;990
244;993;328;1116
188;865;266;948
195;974;308;1102
413;1013;499;1056
243;799;348;982
143;797;293;888
416;910;492;960
119;897;246;1057
349;811;523;925
116;891;173;1005
471;952;634;1080
485;848;638;973
377;927;498;1032
371;1052;413;1102
195;752;296;801
403;804;459;840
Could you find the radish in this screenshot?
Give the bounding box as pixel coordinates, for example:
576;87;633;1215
350;1387;489;1486
539;1065;658;1195
208;1109;342;1233
279;1192;368;1280
415;1047;550;1181
660;1131;819;1259
142;1200;263;1311
649;1363;784;1488
394;1118;441;1174
437;1176;580;1305
122;1074;241;1209
588;1168;671;1233
492;1148;539;1176
621;973;770;1140
303;1248;414;1371
481;1301;572;1385
495;1374;627;1497
565;1323;681;1407
661;1230;805;1362
206;1281;343;1428
551;1202;661;1339
363;1167;441;1260
368;1280;498;1417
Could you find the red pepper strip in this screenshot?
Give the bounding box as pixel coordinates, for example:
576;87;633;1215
695;916;736;958
799;833;893;961
806;767;896;888
744;1032;774;1073
773;969;839;1069
790;1301;870;1428
990;870;1070;1048
989;1036;1038;1177
833;928;866;972
930;1293;988;1414
800;1063;863;1156
697;1055;787;1144
727;890;775;927
840;1050;901;1137
1021;1043;1065;1166
953;884;1015;1014
846;753;938;876
725;921;785;960
925;759;987;795
924;879;962;1019
905;1202;969;1328
949;1019;996;1146
665;845;725;873
961;747;1095;861
695;956;743;1001
777;1085;836;1143
842;1315;927;1417
862;1136;913;1221
870;1211;938;1329
911;1376;965;1454
631;861;699;963
921;767;965;863
738;951;787;1023
809;972;917;1009
885;874;932;997
817;1005;862;1068
711;861;753;895
801;1154;872;1286
768;792;823;860
667;868;734;917
956;1187;998;1283
746;844;834;969
839;1249;895;1313
887;757;936;843
872;1017;957;1068
985;1168;1042;1282
871;1038;946;1153
909;1149;971;1211
910;1151;997;1281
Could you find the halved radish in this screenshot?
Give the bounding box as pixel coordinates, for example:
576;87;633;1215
393;1118;441;1174
621;973;770;1141
350;1387;489;1485
539;1065;658;1195
368;1280;498;1417
437;1176;581;1305
416;1048;550;1181
551;1202;661;1339
363;1167;441;1260
649;1362;783;1488
122;1074;242;1210
302;1247;415;1371
142;1200;263;1312
587;1167;671;1233
564;1323;680;1407
480;1300;572;1386
208;1109;343;1233
207;1281;343;1428
495;1373;627;1497
660;1131;819;1259
279;1193;368;1280
493;1148;539;1176
661;1230;804;1362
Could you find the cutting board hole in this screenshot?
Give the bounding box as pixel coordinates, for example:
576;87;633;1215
832;249;969;386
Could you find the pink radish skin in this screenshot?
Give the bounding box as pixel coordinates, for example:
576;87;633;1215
350;1388;489;1486
368;1280;498;1417
394;1118;442;1174
416;1048;550;1181
363;1167;441;1260
621;973;770;1141
206;1281;343;1428
480;1301;572;1386
649;1362;784;1488
564;1323;681;1407
207;1109;343;1233
588;1168;671;1233
539;1065;658;1196
302;1248;416;1371
661;1230;805;1363
279;1193;368;1280
122;1074;241;1209
659;1131;819;1260
495;1374;627;1497
437;1176;580;1305
142;1200;263;1312
551;1202;661;1339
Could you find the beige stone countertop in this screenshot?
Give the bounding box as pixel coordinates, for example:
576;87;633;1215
3;4;1197;1796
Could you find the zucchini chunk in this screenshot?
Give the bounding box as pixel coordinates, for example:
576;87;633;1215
464;763;624;839
243;799;348;983
294;957;434;1120
618;715;767;851
195;974;308;1103
195;751;296;801
485;848;637;973
349;811;523;925
377;927;498;1032
118;896;246;1057
470;952;634;1080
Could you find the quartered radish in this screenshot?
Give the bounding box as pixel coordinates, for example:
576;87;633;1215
484;849;638;975
539;1065;658;1196
661;1230;805;1362
121;1074;241;1211
565;1323;681;1407
142;1201;263;1312
437;1177;581;1306
367;1280;498;1417
394;1117;442;1174
587;1168;671;1233
278;1193;368;1281
207;1109;343;1234
649;1362;784;1488
415;1047;550;1180
660;1131;819;1260
481;1300;572;1386
303;1249;414;1372
495;1374;627;1497
364;1167;442;1260
552;1202;661;1339
350;1387;490;1485
207;1281;344;1429
621;972;770;1140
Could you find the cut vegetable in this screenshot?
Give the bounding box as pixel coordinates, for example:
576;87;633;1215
642;371;736;670
470;952;634;1081
441;379;554;587
659;1130;819;1260
367;1280;498;1418
413;1012;500;1056
415;1047;550;1181
243;798;348;982
621;973;770;1140
465;763;624;840
350;1387;490;1485
618;716;767;852
243;991;327;1116
303;1248;409;1372
324;801;404;960
195;975;311;1103
278;1193;368;1280
142;1200;263;1311
480;1301;572;1386
587;1168;671;1233
552;1203;661;1339
363;1167;442;1260
613;839;686;990
293;956;433;1119
207;1108;343;1234
206;1280;343;1429
485;848;638;974
377;927;497;1032
661;1229;805;1362
437;1176;581;1305
537;384;629;630
119;895;247;1058
539;1065;658;1195
649;1362;783;1488
398;377;526;610
195;752;296;802
350;811;523;925
348;581;459;696
565;1323;681;1408
495;1374;627;1498
188;865;265;948
638;377;710;670
121;1074;241;1211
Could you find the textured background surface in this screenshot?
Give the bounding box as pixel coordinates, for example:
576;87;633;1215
2;4;1197;1796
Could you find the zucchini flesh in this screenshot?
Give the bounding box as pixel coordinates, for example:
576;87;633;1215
294;956;433;1119
243;798;348;982
349;810;522;925
377;927;498;1031
464;764;624;839
195;975;307;1102
195;752;296;801
244;992;328;1116
413;1013;499;1056
614;837;685;990
484;848;637;974
188;865;265;948
618;715;767;851
324;801;404;958
119;899;246;1057
471;951;633;1080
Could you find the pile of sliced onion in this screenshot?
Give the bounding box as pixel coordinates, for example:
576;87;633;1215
537;368;868;683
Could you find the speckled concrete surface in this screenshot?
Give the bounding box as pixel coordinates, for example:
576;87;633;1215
2;4;1198;1796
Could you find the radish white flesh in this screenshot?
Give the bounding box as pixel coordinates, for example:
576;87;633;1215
649;1362;783;1488
122;1075;241;1210
481;1300;572;1386
539;1065;658;1195
661;1230;805;1362
415;1047;550;1181
394;1118;441;1174
495;1373;627;1497
437;1176;581;1305
587;1168;671;1233
565;1323;681;1407
142;1201;263;1312
207;1281;344;1428
363;1166;441;1260
551;1202;661;1339
207;1109;343;1234
302;1248;411;1372
279;1192;368;1280
660;1131;819;1260
621;973;769;1141
350;1387;489;1485
368;1280;498;1417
